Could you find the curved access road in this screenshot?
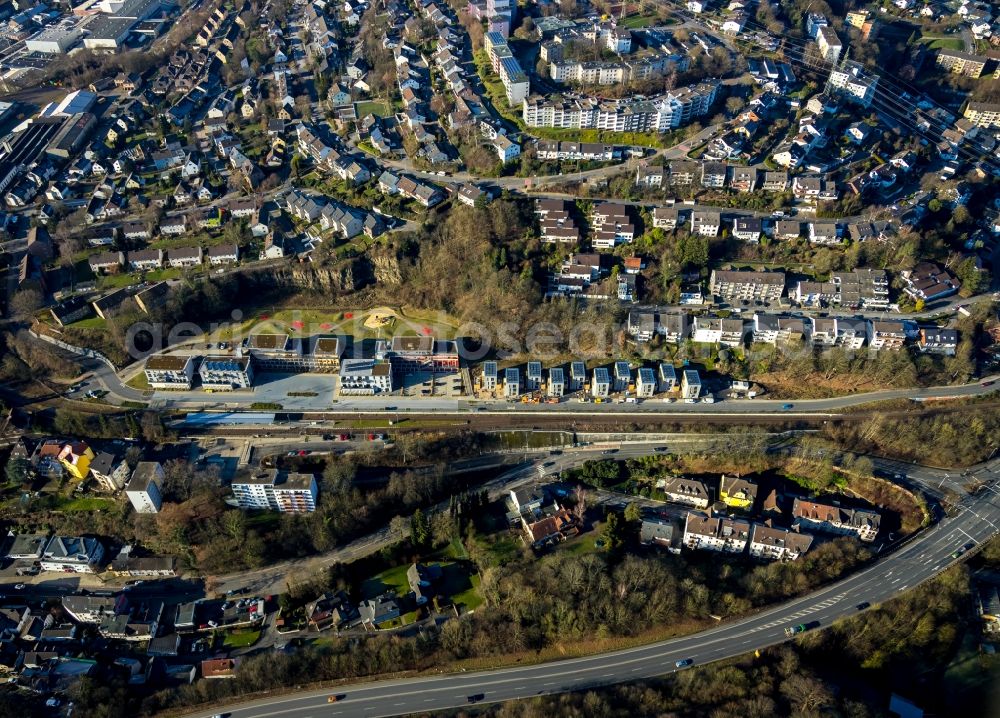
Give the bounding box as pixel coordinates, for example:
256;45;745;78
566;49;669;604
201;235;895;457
183;457;1000;718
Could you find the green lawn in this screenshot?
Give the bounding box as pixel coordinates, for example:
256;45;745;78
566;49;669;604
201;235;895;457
927;38;965;50
559;532;600;556
223;629;261;648
68;316;107;330
356;101;392;118
621;14;656;28
361;563;412;600
125;373;151;390
53;496;117;512
446;569;483;612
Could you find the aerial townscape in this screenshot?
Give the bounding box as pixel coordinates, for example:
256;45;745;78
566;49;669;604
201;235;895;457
1;0;1000;715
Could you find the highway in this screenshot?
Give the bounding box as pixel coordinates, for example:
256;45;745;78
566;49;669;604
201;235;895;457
181;449;1000;718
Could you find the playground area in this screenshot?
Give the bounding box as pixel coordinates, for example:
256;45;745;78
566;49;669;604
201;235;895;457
209;307;461;344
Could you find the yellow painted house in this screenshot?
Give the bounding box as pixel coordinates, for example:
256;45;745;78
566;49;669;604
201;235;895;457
58;442;94;481
719;475;757;510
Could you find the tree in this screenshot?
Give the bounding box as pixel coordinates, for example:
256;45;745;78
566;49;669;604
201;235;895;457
725;96;745;115
140;412;166;443
9;288;43;317
4;456;30;487
410;508;431;548
601;510;626;552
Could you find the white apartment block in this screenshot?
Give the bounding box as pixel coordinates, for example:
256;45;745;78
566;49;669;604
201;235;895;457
748;523;814;561
636;367;656;398
548;367;565;397
683;513;751;553
680;369;701;399
232;470;318;513
125;462;164;514
709;269;785;302
592;367;611;398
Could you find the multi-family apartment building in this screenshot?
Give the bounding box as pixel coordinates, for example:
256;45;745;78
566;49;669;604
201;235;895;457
125;462;164;514
680;369;701;399
748;523;814;561
831;268;890;310
963;101;1000;129
816;26;842;63
752;314;806;344
339;359;393;395
661;477;711;508
522;82;717;131
791;498;880;542
504;367;520;398
827;60;878;107
935;49;988;78
683;512;751;553
143;355;196;390
691;210;721;236
692;316;745;347
482;361;498;392
548;366;565;397
591;367;611;398
866;320;907;350
199;356;254;390
709;269;785;302
232;469;318;513
636;367;656;397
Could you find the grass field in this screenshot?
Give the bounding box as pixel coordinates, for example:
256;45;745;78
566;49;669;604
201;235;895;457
355;101;392;118
361;563;412;600
621;14;656;28
126;373;151;390
921;36;965;51
223;629;261;648
68;316;107;330
54;496;117;512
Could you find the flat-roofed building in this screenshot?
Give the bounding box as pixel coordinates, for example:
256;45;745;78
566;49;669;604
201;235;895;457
570;361;586;392
125;462;164;514
482;361;498;392
612;361;631;392
710;269;785;302
591;367;611;398
526;361;542;392
248;334;342;373
681;369;701;399
232;469;318;513
388;335;459;374
658;363;677;392
144;355;195;390
339;359;393;395
635;367;656;397
504;367;521;398
199;356;254;390
548;366;565;397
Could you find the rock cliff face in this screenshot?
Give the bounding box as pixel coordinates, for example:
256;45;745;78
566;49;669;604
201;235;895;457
369;250;402;286
243;258;374;295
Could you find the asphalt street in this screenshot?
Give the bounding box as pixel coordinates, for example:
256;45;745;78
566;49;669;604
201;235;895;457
183;453;1000;718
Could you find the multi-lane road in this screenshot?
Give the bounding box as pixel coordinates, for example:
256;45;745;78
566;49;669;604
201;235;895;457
181;448;1000;718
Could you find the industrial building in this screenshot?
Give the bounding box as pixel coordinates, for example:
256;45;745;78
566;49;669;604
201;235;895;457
26;19;84;54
